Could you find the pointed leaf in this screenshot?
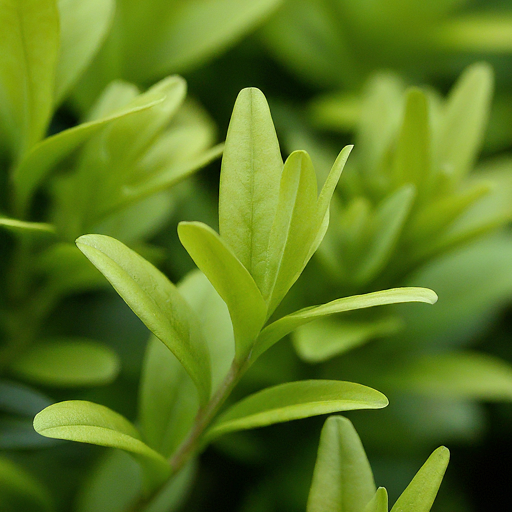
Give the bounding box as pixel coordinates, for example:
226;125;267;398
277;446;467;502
9;338;120;388
206;380;388;441
253;288;437;360
264;150;318;313
307;416;376;512
364;488;389;512
0;456;52;512
55;0;115;102
13;91;165;214
0;0;59;156
390;447;449;512
178;221;267;361
34;400;170;491
219;87;283;292
436;62;493;181
76;234;211;405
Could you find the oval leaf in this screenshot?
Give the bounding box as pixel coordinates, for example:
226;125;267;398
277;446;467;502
178;221;267;361
205;380;388;441
390;447;449;512
34;400;170;490
253;287;437;360
307;416;376;512
76;234;211;405
9;338;120;388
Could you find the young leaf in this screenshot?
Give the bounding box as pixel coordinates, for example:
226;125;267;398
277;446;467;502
178;222;267;361
55;0;115;103
219;87;283;292
9;338;120;388
307;416;376;512
364;488;389;512
0;456;52;512
205;380;388;441
76;234;211;404
34;400;171;490
263;150;319;313
435;62;493;181
390;447;449;512
253;288;437;360
0;0;59;156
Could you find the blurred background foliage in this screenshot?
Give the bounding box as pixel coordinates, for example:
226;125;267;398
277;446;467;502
2;0;512;510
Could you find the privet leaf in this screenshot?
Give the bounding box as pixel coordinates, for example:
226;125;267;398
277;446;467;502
219;87;283;292
253;288;437;360
0;0;59;156
34;401;170;491
206;380;388;440
9;338;120;388
76;234;211;404
364;488;389;512
55;0;115;102
390;447;449;512
178;222;267;361
307;416;376;512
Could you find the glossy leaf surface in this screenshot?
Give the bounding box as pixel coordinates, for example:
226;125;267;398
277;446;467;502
76;234;211;404
206;380;388;440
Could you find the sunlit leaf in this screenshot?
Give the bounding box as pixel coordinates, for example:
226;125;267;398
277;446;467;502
206;380;388;440
76;234;211;404
364;488;389;512
253;288;437;360
390;447;449;512
178;222;267;361
9;338;120;388
34;400;170;491
55;0;115;102
307;416;376;512
0;0;59;157
219;87;283;292
0;456;52;512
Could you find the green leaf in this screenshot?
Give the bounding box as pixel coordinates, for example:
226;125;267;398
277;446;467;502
0;417;57;449
384;351;512;401
294;316;402;363
34;400;170;491
138;336;198;458
76;234;211;405
13;90;165;215
354;185;415;284
0;456;52;512
9;338;120;388
364;488;389;512
55;0;115;103
0;0;59;157
205;380;388;441
263;150;318;313
435;62;493;181
253;287;437;360
178;221;267;362
390;447;449;512
0;217;56;238
120;0;283;80
391;88;430;190
0;380;52;417
307;416;376;512
219;87;283;292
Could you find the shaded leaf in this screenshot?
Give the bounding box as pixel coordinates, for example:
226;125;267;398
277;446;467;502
0;0;59;156
0;217;56;238
206;380;388;440
9;338;120;388
0;417;57;449
307;416;376;512
253;288;437;360
178;222;267;362
34;400;170;491
0;380;53;417
55;0;115;102
219;87;283;292
390;447;449;512
76;234;211;404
